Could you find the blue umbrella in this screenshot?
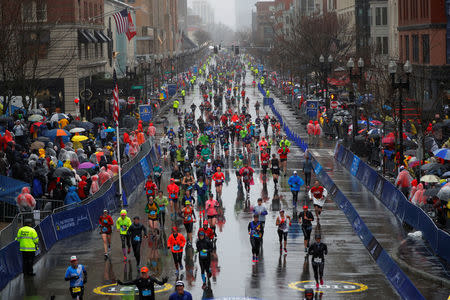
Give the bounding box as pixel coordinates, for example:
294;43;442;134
434;148;450;160
104;127;115;133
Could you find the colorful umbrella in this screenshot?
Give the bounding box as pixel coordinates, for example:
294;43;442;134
69;128;86;134
45;129;69;138
28;114;43;122
30;141;45;150
78;162;95;169
433;148;450;160
105;127;115;133
50;113;68;122
71;135;88;142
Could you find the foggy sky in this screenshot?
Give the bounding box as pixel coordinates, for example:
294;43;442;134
187;0;236;30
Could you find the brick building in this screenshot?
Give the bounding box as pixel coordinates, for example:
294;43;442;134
398;0;450;107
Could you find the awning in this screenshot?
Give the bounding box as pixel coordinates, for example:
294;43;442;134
99;31;112;42
84;29;98;43
94;30;108;43
78;29;91;43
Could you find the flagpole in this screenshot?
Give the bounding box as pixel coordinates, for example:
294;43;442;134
113;54;124;208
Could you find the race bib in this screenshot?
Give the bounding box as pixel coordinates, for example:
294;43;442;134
170;193;175;198
148;190;154;195
71;287;81;293
121;225;127;231
173;245;180;251
134;236;141;242
103;219;108;224
155;172;161;177
253;233;260;238
186;215;192;222
159;206;165;211
102;227;108;233
273;166;278;169
216;179;222;184
142;289;152;296
150;211;156;216
313;257;323;263
200;249;208;257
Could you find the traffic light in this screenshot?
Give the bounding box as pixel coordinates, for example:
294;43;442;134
330;94;335;100
235;46;239;55
214;46;218;54
74;97;79;104
87;105;91;111
232;45;235;52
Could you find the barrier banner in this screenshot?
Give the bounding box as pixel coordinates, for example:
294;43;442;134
52;206;93;240
343;150;354;170
122;165;140;197
150;147;158;164
437;230;450;261
418;213;439;250
39;216;57;251
168;84;177;96
146;154;154;171
0;241;22;291
350;155;361;176
381;182;399;213
140;157;151;177
86;197;107;230
314;162;322;175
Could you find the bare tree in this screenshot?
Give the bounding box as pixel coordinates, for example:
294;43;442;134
0;0;76;113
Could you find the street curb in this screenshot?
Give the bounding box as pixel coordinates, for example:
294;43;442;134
390;246;450;288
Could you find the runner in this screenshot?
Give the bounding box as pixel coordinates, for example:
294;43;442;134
98;209;113;260
169;281;193;300
276;209;291;253
239;163;254;193
308;180;328;222
128;216;148;267
212;167;225;199
145;196;159;236
196;231;213;289
116;210;132;261
117;266;168;300
64;256;87;300
167;227;186;276
153;164;163;189
181;200;197;246
278;145;290;176
167;178;180;218
205;193;219;235
260;149;270;175
198;220;215;241
233;155;244;185
299;205;314;252
270;153;280;188
288;171;305;209
194;176;208;208
145;176;158;200
154;191;168;229
252;198;268;236
248;214;262;263
308;234;328;288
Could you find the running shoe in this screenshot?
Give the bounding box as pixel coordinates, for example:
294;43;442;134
123;256;127;262
320;279;323;285
316;283;319;289
284;248;287;254
180;264;184;270
255;256;259;262
104;253;108;260
127;248;131;254
304;247;307;252
252;256;256;263
175;269;179;276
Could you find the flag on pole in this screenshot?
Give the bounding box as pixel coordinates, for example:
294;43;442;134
126;11;136;41
113;9;129;34
113;69;119;126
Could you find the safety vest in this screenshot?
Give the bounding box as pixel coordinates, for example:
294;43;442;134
16;226;39;252
181;90;185;96
266;90;270;97
173;100;179;108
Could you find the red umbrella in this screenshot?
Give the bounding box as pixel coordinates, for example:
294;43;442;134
382;136;395;144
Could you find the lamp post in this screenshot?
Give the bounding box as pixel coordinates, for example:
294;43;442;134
319;54;333;110
347;57;365;143
388;60;412;167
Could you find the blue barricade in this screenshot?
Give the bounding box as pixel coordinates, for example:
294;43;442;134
335;144;450;263
140;157;151;177
0;175;29;205
0;241;22;291
52;205;93;240
39;216;57;251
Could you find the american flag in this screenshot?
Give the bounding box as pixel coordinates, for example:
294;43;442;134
113;9;128;34
113;69;119;126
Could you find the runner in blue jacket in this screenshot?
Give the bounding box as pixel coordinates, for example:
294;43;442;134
288;171;304;208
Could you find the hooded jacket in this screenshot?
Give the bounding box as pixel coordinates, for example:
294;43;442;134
64;186;81;205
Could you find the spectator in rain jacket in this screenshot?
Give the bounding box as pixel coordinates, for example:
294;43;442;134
90;175;99;195
409;179;418;202
411;183;427;206
17;187;36;212
307;121;314;145
98;167;111;185
395;166;412;198
78;176;88;199
64;186;81;205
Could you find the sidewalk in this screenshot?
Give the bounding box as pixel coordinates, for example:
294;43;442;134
269;88;450;297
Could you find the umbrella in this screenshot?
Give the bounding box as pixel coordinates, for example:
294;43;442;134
37;136;50;142
45;129;69;138
28;108;43;115
370;120;383;126
122;115;138;128
76;169;88;176
441;171;450;178
420;175;440;183
104;127;115;133
30;141;45;150
78;162;95;169
72;135;88;142
28;114;43;122
382;136;395;144
0;115;13;123
424;136;439;153
424;188;440;197
409;160;421;168
74;121;94;130
437;186;450;200
70;128;86;134
50;113;68;122
92;117;107;124
53;167;74;178
421;163;441;171
433;148;450;160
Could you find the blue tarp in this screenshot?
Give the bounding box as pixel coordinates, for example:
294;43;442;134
0;175;29;205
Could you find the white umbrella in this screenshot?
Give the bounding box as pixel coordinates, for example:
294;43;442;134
420;175;440;183
69;127;86;134
437;185;450;200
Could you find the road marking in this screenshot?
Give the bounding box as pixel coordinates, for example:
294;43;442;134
93;283;172;296
288;280;368;294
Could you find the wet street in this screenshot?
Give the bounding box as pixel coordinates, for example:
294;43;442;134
1;63;447;299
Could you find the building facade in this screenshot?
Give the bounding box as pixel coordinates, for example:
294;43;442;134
235;0;258;30
192;0;214;27
398;0;450;106
388;0;399;59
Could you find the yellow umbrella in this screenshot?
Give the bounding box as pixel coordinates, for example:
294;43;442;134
72;135;88;142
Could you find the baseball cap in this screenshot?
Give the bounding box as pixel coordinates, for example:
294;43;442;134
103;209;108;213
140;266;149;273
70;256;77;261
303;205;308;210
207;159;212;163
293;171;297;175
175;281;184;287
172;226;178;232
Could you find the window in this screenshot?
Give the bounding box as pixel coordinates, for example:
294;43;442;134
412;34;419;62
376;7;381;25
422;34;430;63
36;2;47;21
95;43;98;58
78;43;82;60
376;37;382;53
405;35;409;60
382;36;388;54
85;43;89;59
382;7;387;25
22;2;34;22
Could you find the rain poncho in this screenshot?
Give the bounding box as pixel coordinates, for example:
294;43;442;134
17;187;36;210
395;170;412;188
89;175;99;195
64;186;81;205
98;167;111;185
314;121;322;136
409;179;418;201
411;183;427;206
307;121;314;135
63;160;73;170
78;176;88;199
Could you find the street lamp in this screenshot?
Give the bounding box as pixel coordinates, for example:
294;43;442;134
389;60;411;167
347;57;365;143
319;54;333;109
